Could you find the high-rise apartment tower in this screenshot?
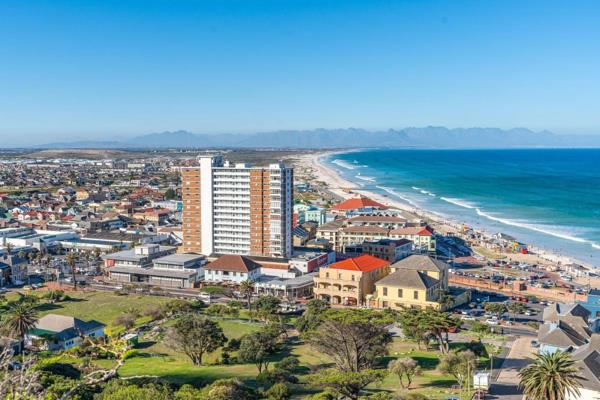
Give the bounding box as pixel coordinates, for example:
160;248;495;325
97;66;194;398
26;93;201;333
181;154;293;258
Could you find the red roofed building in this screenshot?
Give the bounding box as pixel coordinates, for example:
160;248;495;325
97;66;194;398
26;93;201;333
331;196;388;213
313;254;390;306
390;226;435;252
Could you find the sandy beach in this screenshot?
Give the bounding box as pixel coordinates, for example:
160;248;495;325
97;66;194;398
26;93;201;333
294;150;589;269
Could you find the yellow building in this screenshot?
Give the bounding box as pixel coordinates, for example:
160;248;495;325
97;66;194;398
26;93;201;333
313;255;390;306
374;255;449;310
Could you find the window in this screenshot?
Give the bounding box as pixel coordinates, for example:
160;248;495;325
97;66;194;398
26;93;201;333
382;301;388;308
382;287;388;296
413;291;419;300
351;275;355;281
398;288;403;298
326;272;329;278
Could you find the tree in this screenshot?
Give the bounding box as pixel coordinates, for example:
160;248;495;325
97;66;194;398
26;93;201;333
438;350;477;389
1;301;38;349
114;311;137;330
238;328;280;373
519;351;583;400
92;246;102;260
257;356;300;386
305;309;393;372
66;251;78;291
484;302;507;316
164;188;176;200
309;369;387;400
167;314;226;365
253;295;281;321
296;299;329;332
239;279;255;311
397;307;460;354
388;357;422;389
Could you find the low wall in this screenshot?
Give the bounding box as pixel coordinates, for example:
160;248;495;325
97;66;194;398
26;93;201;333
449;275;587;302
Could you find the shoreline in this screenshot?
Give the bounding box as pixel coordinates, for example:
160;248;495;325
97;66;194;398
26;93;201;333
296;150;592;270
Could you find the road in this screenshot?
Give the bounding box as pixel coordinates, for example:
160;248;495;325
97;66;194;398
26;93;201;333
488;336;534;400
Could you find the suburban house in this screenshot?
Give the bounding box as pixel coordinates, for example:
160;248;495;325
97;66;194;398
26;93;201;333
313;254;390;306
27;314;105;351
374;255;450;310
203;254;262;283
578;289;600;320
568;334;600;400
538;303;592;354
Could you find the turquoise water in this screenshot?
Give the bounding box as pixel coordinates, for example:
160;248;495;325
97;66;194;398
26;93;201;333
327;148;600;266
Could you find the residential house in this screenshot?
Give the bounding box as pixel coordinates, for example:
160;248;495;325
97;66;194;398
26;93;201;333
374;255;450;310
203;254;262;283
568;334;600;400
539;303;592;354
578;289;600;320
313;254;390;306
27;314;105;351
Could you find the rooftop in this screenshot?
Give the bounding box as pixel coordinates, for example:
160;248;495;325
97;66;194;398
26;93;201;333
376;268;439;289
331;196;388;211
205;254;262;272
391;255;448;273
328;254;389;273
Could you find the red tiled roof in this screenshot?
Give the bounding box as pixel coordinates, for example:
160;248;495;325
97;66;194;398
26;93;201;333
390;226;433;236
328;254;389;273
205;255;262;272
331;196;388;211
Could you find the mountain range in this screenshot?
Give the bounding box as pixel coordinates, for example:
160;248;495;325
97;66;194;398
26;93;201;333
30;127;600;149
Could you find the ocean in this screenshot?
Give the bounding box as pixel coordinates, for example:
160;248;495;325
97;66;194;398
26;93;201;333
326;148;600;266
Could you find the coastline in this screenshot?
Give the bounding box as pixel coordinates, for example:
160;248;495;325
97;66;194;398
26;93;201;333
296;150;588;269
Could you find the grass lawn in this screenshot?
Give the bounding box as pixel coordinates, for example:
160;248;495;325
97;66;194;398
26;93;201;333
33;291;169;333
472;246;506;260
117;317;265;385
23;292;496;399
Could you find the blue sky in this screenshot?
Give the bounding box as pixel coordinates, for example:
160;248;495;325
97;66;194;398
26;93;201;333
1;0;599;145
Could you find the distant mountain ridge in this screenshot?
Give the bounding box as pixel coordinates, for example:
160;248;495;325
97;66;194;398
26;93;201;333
32;127;600;149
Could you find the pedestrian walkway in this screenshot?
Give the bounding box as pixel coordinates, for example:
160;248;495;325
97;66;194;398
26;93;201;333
488;336;534;400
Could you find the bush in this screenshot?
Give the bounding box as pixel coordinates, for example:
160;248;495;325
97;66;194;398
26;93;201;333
265;383;291;400
123;349;141;360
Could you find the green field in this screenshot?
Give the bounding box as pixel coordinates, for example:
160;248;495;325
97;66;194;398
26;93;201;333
32;291;169;333
22;292;494;399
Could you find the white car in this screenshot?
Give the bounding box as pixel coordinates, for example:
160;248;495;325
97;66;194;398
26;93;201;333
461;315;475;321
485;319;499;326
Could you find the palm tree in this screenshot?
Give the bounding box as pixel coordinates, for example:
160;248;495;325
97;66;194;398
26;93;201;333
66;251;78;291
239;280;255;311
519;351;583;400
2;302;38;350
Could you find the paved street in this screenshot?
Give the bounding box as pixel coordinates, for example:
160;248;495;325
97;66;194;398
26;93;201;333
488;336;534;400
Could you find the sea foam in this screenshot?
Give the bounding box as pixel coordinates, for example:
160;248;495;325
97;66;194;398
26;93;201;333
331;159;355;170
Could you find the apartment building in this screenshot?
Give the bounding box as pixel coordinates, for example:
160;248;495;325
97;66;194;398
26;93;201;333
316;217;435;253
313;254;390;306
181;155;293;258
362;238;413;262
